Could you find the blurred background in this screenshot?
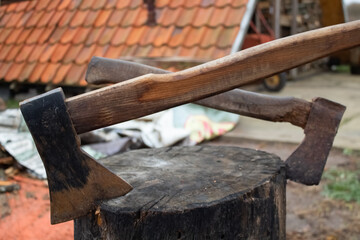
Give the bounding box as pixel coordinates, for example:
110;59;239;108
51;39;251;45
0;0;359;239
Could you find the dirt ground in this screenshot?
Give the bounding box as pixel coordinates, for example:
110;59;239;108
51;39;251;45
1;137;359;239
206;137;360;240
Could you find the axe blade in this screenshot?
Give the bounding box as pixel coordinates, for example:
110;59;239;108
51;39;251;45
20;88;132;224
285;98;346;185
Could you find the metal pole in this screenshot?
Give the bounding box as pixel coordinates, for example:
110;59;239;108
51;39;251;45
273;0;281;39
290;0;299;78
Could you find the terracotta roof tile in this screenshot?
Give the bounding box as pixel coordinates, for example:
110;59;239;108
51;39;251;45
83;10;100;27
0;0;249;86
126;26;147;46
107;8;127;27
5;3;17;12
116;0;132;9
0;63;12;79
5;45;22;62
25;0;37;11
183;27;206;47
179;46;198;58
0;28;11;43
156;0;169;8
122;45;139;57
0;13;11;27
176;8;198;27
5;28;23;44
69;9;90;27
38;10;55;27
104;0;117;9
99;27;117;45
28;62;47;83
48;10;66;27
35;0;51;11
51;43;72;63
85;26;105;45
129;0;143;9
121;8;141;27
15;45;36;63
5;11;23;28
67;0;82;11
92;0;107;10
58;10;76;27
64;64;86;85
57;0;72;11
49;27;67;44
52;63;72;84
148;45;167;58
133;6;148;26
153;26;175;47
79;0;95;10
16;28;32;44
40;63;61;83
18;62;37;82
73;27;91;45
208;6;231;26
63;44;83;63
60;28;79;44
133;45;152;58
5;62;25;82
200;26;223;48
201;0;216;7
111;27;132;45
139;25;160;45
0;45;12;61
157;7;181;26
168;26;190;47
224;5;246;26
16;10;33;28
76;45;96;64
103;45;125;59
46;1;61;11
94;9;112;27
193;7;214;27
217;26;239;48
92;45;109;58
25;10;44;28
183;0;202;8
169;0;186;8
39;44;58;63
26;28;45;44
27;44;47;62
38;26;56;44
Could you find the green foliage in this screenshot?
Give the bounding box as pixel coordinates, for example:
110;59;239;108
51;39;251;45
5;99;19;109
322;169;360;203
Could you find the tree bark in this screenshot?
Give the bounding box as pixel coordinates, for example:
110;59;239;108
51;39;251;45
74;146;286;240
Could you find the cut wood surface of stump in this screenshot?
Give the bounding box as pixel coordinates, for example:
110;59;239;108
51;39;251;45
74;146;286;240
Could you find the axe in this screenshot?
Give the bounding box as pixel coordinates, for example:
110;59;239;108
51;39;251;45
20;21;358;224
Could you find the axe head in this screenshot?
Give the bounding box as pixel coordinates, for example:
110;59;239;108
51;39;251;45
285;98;346;185
20;88;132;224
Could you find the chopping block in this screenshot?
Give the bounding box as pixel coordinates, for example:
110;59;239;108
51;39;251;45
74;146;286;240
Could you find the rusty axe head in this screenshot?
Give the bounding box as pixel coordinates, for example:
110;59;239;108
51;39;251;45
285;98;346;185
20;88;132;224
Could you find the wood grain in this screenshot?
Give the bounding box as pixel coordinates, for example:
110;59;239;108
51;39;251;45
67;21;360;134
74;146;286;239
86;57;311;128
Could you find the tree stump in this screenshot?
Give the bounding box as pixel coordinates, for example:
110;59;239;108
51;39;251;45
74;146;286;240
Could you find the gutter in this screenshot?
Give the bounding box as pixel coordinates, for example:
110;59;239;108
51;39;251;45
231;0;258;53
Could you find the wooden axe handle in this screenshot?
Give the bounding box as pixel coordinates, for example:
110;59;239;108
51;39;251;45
87;57;311;129
67;21;360;134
